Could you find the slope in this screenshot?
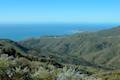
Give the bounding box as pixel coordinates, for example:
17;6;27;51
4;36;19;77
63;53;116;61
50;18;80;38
20;26;120;69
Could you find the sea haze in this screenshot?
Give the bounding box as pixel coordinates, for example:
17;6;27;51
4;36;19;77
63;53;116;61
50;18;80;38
0;23;118;40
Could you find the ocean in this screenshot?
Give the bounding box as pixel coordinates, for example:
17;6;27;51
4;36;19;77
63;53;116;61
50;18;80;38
0;23;118;40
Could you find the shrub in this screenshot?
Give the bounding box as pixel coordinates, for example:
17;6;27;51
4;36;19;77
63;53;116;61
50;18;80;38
12;66;32;80
56;67;83;80
0;54;14;69
56;67;102;80
0;54;106;80
31;66;53;80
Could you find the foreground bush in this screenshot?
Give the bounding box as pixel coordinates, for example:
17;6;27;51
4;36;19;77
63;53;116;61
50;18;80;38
0;54;118;80
56;67;102;80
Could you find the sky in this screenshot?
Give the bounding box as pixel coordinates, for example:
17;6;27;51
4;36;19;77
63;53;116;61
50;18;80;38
0;0;120;24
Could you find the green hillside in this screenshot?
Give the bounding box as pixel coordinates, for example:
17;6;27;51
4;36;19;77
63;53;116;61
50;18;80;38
20;26;120;69
0;26;120;80
0;39;106;80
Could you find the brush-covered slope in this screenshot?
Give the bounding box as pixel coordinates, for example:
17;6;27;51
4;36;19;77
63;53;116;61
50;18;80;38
0;40;120;80
0;39;64;68
20;26;120;69
0;39;28;56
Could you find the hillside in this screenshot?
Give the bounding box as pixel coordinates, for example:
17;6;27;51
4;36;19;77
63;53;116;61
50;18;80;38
0;39;28;56
0;39;107;80
20;26;120;69
0;26;120;80
0;39;64;68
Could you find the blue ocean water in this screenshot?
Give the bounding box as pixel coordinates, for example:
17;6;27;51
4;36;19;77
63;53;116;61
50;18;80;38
0;23;118;40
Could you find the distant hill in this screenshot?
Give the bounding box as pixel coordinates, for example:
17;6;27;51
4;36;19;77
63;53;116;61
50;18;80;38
20;26;120;69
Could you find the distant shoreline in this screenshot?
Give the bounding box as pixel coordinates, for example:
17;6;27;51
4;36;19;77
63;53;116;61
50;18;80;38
0;23;119;40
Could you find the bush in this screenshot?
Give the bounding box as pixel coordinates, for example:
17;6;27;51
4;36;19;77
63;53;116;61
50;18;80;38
31;67;53;80
56;67;102;80
0;54;11;70
12;66;32;80
0;55;102;80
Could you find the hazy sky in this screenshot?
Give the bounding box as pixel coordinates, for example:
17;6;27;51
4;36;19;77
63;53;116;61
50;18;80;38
0;0;120;23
